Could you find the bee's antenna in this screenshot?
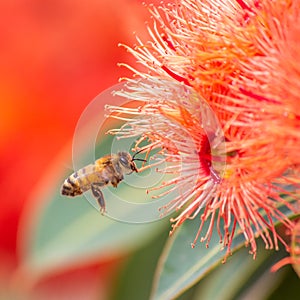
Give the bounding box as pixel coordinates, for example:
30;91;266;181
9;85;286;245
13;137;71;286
132;149;147;162
133;158;147;162
132;149;145;159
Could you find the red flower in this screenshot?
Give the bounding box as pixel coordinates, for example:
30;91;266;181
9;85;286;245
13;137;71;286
108;0;300;260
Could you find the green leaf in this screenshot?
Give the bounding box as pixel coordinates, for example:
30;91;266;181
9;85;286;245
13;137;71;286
110;229;170;300
151;206;296;300
19;179;169;280
189;243;288;300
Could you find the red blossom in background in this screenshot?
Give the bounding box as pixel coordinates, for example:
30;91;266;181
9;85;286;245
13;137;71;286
0;0;159;298
108;0;300;261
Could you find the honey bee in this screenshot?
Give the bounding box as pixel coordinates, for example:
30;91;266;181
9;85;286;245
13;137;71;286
61;151;146;214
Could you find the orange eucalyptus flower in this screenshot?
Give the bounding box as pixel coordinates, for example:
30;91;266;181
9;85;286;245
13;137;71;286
109;0;300;260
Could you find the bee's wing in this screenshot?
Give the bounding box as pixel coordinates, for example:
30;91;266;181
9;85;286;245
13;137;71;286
95;154;116;167
74;163;98;180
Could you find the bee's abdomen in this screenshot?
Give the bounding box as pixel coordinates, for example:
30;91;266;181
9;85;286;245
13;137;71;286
61;172;84;197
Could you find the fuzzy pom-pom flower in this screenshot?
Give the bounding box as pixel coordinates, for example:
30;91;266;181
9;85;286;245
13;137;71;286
108;0;300;260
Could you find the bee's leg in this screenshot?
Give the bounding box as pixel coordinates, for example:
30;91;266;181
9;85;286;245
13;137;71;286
91;183;106;215
111;175;123;188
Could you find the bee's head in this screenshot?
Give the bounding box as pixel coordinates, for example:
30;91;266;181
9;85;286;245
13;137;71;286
118;150;146;173
118;152;138;173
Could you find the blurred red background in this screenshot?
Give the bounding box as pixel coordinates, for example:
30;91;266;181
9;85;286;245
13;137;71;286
0;0;159;298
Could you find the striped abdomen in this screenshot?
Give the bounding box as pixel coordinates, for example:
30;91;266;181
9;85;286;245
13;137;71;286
61;164;104;197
